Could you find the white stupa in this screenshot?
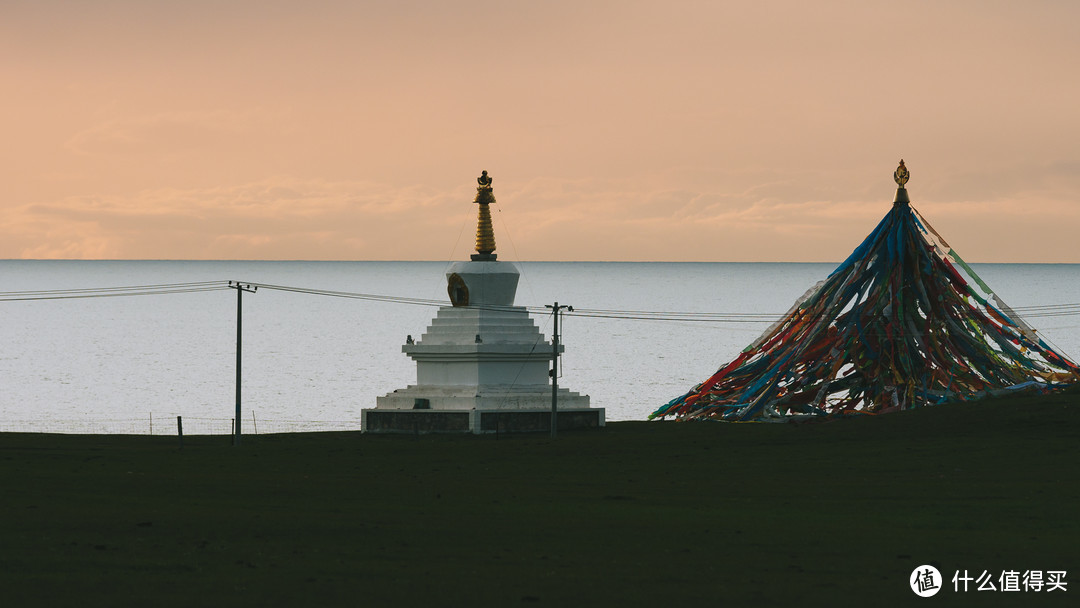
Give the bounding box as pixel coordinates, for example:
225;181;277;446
363;171;601;434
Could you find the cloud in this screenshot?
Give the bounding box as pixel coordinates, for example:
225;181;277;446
4;164;1079;262
2;177;461;260
64;109;291;159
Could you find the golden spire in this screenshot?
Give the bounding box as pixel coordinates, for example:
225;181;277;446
894;159;910;189
893;159;911;206
471;170;497;261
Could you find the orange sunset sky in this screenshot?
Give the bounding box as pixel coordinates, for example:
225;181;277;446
3;0;1078;262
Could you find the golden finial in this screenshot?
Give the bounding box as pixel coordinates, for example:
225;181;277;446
472;170;497;261
894;159;910;189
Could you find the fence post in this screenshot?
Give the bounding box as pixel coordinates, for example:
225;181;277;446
177;416;184;449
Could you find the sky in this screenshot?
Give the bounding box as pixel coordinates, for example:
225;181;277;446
3;0;1079;262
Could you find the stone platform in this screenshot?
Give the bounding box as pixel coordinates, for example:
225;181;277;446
362;407;604;435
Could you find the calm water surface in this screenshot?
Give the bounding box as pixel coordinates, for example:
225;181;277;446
2;261;1078;433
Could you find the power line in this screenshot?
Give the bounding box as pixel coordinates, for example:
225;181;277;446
565;310;783;323
248;283;794;322
0;280;227;297
3;279;1080;326
0;282;232;302
248;282;450;307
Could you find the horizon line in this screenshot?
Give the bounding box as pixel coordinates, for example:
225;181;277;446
3;259;1079;265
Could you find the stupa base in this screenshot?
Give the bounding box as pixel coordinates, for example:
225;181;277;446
364;386;603;434
361;408;604;434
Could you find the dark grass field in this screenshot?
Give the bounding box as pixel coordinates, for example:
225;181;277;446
2;389;1078;607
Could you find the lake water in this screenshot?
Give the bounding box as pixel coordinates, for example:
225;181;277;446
2;260;1079;434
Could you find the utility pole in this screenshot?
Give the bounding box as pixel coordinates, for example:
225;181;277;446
229;281;257;446
546;302;572;439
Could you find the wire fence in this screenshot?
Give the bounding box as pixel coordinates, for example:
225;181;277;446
0;415;363;436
